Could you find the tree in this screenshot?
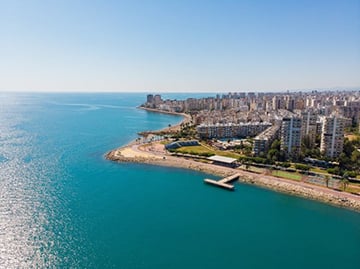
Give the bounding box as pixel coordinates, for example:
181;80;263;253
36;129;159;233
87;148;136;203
278;150;287;162
341;178;349;191
280;162;291;168
294;164;310;171
343;138;354;157
267;148;278;161
327;166;341;175
268;165;274;175
324;175;330;188
302;134;313;149
340;171;352;191
270;139;281;150
351;150;360;173
339;152;350;170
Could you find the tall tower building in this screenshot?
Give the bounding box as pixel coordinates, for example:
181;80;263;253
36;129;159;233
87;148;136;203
146;94;154;103
153;94;162;106
320;116;345;159
301;110;317;146
280;116;302;158
285;96;295;111
272;96;285;110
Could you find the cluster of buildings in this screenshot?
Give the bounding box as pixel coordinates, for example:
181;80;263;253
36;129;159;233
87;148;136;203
253;112;347;159
143;90;360;160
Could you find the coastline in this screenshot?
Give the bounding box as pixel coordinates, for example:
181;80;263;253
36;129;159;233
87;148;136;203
137;106;192;135
106;108;360;212
106;144;360;212
114;107;191;148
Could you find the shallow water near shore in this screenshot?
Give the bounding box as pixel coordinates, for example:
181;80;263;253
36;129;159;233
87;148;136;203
1;93;359;268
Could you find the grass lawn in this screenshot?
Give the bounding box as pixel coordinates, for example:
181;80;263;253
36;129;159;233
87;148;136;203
173;144;242;159
310;167;329;174
174;145;213;155
272;170;302;181
213;150;242;159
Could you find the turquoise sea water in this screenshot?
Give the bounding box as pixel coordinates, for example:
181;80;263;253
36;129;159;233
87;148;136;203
0;93;359;268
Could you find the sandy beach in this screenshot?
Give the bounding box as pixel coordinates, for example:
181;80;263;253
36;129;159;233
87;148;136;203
106;142;360;212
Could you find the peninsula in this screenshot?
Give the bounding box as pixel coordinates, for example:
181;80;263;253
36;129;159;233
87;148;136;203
106;92;360;212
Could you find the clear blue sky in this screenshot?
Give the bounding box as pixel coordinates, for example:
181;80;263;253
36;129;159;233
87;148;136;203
1;0;359;92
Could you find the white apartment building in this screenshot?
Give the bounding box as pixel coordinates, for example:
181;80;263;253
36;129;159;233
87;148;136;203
320;115;345;158
280;117;302;158
301;110;317;146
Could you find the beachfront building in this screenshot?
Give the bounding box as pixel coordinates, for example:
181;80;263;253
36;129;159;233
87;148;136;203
147;94;154;104
196;122;272;139
208;155;238;168
280;116;302;158
320;115;346;159
146;94;155;108
145;94;163;108
252;124;280;156
153;94;162;106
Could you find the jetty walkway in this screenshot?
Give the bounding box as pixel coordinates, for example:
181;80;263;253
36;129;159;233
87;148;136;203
204;173;240;191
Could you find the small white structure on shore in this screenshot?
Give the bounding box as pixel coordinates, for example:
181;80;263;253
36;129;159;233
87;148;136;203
208;155;238;168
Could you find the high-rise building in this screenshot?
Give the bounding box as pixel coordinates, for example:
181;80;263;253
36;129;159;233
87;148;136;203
280;116;302;158
285;96;295;111
301;110;317;146
146;94;154;104
153;94;162;106
320;115;345;158
272;96;285;110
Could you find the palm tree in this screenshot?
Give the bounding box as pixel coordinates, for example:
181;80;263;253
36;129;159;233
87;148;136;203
341;178;349;191
324;175;330;188
268;165;274;176
341;172;351;191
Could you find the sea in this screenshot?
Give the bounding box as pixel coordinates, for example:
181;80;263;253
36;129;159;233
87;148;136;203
0;92;359;269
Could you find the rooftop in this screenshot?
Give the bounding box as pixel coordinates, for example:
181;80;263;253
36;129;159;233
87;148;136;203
208;155;237;164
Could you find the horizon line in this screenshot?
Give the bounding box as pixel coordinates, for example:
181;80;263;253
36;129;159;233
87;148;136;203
1;86;360;94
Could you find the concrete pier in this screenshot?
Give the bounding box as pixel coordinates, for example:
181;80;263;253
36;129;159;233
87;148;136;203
204;173;240;191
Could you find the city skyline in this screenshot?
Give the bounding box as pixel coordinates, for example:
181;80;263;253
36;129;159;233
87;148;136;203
1;0;359;92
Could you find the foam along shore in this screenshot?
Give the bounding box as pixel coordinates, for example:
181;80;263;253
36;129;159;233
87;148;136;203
106;142;360;212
